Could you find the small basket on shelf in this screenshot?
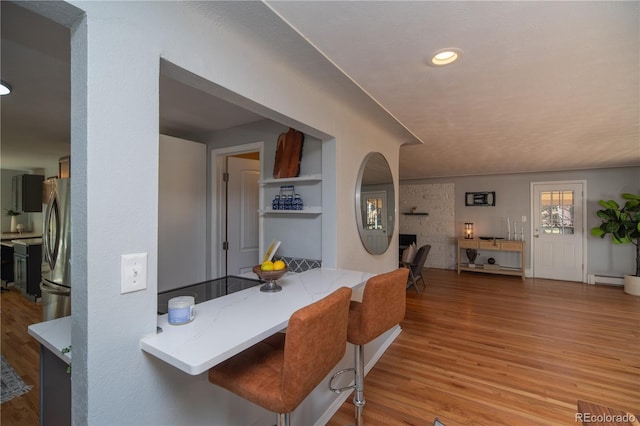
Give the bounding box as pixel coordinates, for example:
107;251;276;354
252;265;288;293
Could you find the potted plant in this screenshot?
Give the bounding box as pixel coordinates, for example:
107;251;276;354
591;193;640;296
5;209;21;233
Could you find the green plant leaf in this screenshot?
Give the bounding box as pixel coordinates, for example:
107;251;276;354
596;210;614;220
622;193;640;201
584;194;638;276
598;199;619;210
604;221;620;233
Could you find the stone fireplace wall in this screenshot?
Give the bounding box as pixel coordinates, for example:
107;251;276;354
399;183;456;270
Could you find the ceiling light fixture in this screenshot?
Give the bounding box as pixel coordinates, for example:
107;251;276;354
429;48;462;66
0;80;12;95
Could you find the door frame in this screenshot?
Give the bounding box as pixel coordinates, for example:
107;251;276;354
210;142;264;279
530;180;587;282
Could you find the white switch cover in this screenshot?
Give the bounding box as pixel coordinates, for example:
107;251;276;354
121;253;147;294
522;215;527;222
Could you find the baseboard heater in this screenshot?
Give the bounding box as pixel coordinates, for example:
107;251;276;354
587;273;624;286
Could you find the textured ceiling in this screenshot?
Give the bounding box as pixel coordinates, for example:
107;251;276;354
266;1;640;179
2;1;638;179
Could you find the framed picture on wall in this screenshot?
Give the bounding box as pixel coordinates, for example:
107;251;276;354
465;191;495;206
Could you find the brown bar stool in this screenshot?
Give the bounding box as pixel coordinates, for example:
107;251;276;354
329;268;409;426
209;287;352;426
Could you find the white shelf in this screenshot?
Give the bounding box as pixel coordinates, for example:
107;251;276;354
259;174;322;185
259;207;321;215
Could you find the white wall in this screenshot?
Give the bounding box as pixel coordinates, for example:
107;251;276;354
28;1;416;425
158;135;207;292
401;166;640;276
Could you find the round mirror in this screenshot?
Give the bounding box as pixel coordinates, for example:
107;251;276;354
355;152;395;254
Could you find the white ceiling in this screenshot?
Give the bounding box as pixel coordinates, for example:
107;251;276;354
2;1;638;179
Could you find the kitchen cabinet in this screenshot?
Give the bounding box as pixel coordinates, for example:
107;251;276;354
1;243;14;284
13;241;42;300
12;174;44;212
40;344;71;426
259;174;322;215
28;318;72;426
58;155;70;178
457;238;525;280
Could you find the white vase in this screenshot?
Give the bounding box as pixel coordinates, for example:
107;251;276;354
10;216;18;233
623;275;640;296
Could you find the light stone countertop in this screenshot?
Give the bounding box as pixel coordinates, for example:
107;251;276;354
140;268;373;375
27;268;374;374
1;232;42;241
28;315;72;365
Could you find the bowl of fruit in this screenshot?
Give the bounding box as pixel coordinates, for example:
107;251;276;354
253;260;288;292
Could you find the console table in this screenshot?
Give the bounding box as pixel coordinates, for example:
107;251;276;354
457;239;525;280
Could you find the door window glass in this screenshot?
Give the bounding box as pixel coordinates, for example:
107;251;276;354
540;191;574;234
364;196;383;230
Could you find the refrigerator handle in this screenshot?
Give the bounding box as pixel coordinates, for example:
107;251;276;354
40;280;70;296
43;190;60;270
43;192;52;265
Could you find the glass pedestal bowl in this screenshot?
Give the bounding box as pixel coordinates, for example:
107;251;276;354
252;265;288;292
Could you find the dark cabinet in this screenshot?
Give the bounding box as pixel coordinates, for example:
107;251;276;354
13;252;27;293
13;243;41;300
40;345;71;426
1;244;14;283
12;174;44;212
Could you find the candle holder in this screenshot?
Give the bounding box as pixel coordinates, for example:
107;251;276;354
464;223;474;239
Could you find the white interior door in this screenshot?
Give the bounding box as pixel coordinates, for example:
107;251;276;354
532;181;585;282
361;191;388;254
226;156;260;275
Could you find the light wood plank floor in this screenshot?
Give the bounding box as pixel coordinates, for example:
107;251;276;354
1;270;639;426
1;286;41;426
328;269;640;426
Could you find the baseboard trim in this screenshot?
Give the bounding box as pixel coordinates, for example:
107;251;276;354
587;273;624;286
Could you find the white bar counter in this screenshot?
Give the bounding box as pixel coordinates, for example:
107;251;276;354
140;268;373;375
28;315;72;365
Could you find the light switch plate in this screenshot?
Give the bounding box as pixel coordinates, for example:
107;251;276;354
121;253;147;294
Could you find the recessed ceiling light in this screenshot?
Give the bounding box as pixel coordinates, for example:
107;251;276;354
429;48;462;66
0;80;12;96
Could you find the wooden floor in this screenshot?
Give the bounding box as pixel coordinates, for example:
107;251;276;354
2;270;639;426
1;286;41;426
328;269;640;426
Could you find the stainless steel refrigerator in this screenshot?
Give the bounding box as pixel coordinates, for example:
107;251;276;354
41;178;71;320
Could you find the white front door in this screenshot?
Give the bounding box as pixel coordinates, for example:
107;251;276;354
226;156;260;275
361;191;388;254
532;181;585;282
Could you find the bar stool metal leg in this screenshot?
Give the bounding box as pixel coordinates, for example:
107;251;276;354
277;412;290;426
329;269;409;426
353;344;365;426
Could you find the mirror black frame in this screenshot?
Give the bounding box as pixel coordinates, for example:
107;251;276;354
355;152;395;255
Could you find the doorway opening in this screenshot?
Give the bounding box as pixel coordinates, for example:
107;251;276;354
211;143;263;278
